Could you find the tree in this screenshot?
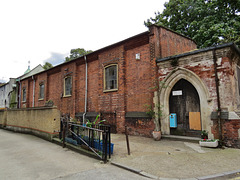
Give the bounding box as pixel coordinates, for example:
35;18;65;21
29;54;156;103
65;48;93;62
145;0;240;48
43;62;53;70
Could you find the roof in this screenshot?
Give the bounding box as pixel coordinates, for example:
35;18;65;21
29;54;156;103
156;42;240;63
33;30;150;75
19;24;197;78
0;83;7;87
17;64;44;81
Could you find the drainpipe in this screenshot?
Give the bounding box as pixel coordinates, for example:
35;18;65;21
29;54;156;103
18;81;21;108
32;76;35;107
83;55;88;125
213;49;222;146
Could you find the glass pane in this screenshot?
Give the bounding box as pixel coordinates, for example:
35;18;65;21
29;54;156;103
40;84;44;99
23;89;26;101
65;77;72;95
105;65;117;90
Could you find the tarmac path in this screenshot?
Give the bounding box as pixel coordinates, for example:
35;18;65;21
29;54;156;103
0;129;148;180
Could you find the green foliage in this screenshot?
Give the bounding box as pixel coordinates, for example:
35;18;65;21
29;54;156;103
201;130;208;139
43;62;53;70
144;104;163;119
86;114;106;128
201;130;208;136
150;80;168;90
200;139;218;142
144;104;155;118
170;58;179;67
45;99;54;107
145;0;240;48
65;48;93;62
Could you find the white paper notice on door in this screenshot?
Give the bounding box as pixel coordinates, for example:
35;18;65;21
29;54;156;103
172;90;182;96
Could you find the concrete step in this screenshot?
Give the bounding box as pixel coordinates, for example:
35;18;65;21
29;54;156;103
162;134;201;143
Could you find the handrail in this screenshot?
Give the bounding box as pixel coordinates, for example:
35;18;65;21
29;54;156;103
69;128;102;159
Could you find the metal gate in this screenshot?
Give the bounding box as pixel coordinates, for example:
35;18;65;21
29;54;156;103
60;114;111;163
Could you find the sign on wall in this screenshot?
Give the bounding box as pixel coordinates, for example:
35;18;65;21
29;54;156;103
172;90;182;96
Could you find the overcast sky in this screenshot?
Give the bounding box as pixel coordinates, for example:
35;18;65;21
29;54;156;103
0;0;168;82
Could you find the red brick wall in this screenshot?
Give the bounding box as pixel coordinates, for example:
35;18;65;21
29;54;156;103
97;46;126;132
125;44;153;112
35;73;48;107
212;119;240;148
87;59;100;112
159;27;197;58
222;119;240;148
75;61;86;113
47;72;62;110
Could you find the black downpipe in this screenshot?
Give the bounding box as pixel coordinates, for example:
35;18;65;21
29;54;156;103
213;49;222;146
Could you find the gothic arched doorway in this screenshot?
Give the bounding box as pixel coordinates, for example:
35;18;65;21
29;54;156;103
169;79;201;136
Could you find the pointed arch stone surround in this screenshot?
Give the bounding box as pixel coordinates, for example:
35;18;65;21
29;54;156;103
159;67;213;138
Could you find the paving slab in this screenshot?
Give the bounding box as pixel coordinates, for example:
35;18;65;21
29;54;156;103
110;134;240;179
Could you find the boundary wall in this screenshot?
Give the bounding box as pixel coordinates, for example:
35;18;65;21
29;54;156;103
0;107;60;140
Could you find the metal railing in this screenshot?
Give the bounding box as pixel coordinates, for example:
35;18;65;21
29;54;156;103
61;121;111;163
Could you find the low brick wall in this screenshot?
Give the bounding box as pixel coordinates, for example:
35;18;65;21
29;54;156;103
125;112;155;137
0;107;61;140
222;119;240;148
212;119;240;148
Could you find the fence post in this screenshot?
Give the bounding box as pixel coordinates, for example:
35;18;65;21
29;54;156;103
62;122;66;148
108;126;111;159
103;131;108;163
125;125;130;155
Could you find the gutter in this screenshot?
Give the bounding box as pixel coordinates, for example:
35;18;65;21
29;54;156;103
212;48;222;146
83;55;88;125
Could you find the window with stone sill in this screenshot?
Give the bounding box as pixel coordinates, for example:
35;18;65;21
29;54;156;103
64;76;72;96
104;64;118;92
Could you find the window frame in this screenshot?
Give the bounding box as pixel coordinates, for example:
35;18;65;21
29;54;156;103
22;88;26;102
103;64;118;92
64;76;72;97
39;83;45;100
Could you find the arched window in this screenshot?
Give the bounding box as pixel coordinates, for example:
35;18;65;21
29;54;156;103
104;64;118;91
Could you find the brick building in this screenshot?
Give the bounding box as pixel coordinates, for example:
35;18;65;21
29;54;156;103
16;24;240;147
18;25;196;135
157;43;240;148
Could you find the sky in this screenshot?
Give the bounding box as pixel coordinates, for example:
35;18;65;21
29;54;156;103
0;0;168;82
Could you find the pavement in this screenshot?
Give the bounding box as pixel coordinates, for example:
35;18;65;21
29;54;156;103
110;134;240;179
0;129;149;180
1;128;240;180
